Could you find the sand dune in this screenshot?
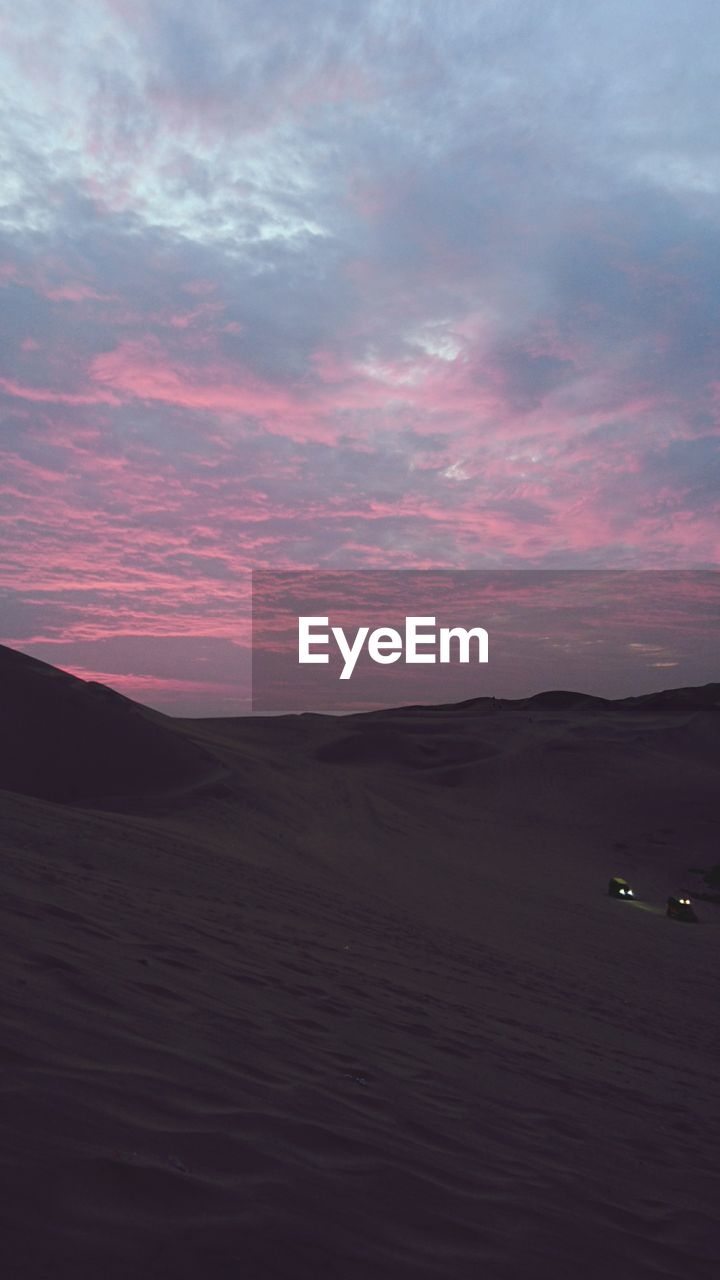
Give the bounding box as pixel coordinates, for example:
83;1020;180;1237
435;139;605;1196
0;648;718;1278
0;644;221;804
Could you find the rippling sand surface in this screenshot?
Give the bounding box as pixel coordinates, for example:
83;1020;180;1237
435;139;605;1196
1;646;718;1278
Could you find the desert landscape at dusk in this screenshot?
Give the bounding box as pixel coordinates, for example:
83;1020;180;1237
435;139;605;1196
2;3;720;1275
1;642;718;1279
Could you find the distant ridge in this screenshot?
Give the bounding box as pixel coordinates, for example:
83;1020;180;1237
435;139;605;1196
617;684;720;712
347;683;720;719
520;690;608;709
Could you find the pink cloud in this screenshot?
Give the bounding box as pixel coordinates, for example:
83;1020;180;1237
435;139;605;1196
168;302;224;329
0;261;23;284
91;339;307;420
59;666;241;697
44;283;116;302
0;376;120;406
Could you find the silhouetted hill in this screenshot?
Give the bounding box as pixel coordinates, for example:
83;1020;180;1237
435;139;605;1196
618;684;720;712
0;644;220;803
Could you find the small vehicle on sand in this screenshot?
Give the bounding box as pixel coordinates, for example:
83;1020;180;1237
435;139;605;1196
608;876;635;899
666;895;698;923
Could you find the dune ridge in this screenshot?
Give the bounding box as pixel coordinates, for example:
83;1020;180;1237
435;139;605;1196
0;644;222;804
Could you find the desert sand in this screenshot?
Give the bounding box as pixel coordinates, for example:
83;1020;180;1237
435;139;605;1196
0;643;718;1278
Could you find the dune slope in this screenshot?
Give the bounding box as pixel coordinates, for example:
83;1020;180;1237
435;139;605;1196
0;652;718;1279
0;644;221;803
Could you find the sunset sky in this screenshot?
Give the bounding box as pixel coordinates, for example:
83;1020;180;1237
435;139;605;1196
1;2;718;711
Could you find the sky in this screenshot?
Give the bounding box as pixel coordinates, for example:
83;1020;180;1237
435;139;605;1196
1;1;719;712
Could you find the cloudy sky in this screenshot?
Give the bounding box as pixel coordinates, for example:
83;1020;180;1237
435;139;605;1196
1;1;718;711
